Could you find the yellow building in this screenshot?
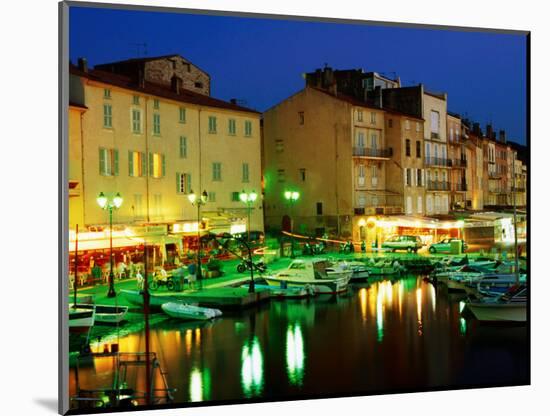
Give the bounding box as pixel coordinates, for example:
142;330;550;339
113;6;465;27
68;58;263;252
263;86;415;244
384;112;426;216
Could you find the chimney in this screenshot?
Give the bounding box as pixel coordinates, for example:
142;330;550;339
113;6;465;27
486;124;494;139
77;57;88;73
499;130;506;143
137;66;145;88
322;66;334;89
171;75;182;94
473;122;481;136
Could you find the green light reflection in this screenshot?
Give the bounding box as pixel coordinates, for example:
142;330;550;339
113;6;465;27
460;318;467;335
286;323;305;386
241;336;264;397
189;367;211;402
376;283;384;342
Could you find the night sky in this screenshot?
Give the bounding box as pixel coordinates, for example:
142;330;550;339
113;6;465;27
69;6;527;144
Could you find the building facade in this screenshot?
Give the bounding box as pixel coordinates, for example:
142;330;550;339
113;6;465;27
69;57;263;249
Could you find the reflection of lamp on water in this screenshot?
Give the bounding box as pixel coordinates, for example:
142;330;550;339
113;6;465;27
416;287;423;335
241;337;264;397
359;288;368;322
189;367;211;402
286;323;305;386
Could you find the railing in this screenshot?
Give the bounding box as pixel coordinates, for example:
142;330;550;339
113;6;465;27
425;157;452;167
452;182;467;192
426;180;450;191
451;158;467;168
352;147;393;158
488;172;502;179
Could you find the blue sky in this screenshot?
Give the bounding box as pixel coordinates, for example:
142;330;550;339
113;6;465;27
69;6;527;144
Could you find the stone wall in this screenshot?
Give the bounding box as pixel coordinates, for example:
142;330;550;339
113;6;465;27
144;56;210;96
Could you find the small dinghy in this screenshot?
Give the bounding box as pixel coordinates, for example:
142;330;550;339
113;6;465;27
161;302;222;321
69;305;95;333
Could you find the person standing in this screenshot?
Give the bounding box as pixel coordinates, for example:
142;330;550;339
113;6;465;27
187;261;197;290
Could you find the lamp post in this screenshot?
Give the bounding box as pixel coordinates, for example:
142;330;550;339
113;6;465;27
97;192;123;298
239;190;258;242
284;190;300;258
188;189;208;290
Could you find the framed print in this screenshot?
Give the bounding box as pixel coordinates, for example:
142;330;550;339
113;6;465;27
59;2;529;414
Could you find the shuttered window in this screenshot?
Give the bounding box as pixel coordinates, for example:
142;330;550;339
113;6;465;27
99;148;118;176
179;136;187;158
103;104;112;128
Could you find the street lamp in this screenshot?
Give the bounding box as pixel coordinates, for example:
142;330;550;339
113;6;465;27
239;190;258;241
284;190;300;258
96;191;123;298
188;189;208;290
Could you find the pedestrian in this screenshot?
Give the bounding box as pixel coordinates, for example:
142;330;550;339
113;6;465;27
136;269;144;290
187;261;197;290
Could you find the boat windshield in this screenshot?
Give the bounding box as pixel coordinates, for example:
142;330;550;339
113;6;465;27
289;262;306;270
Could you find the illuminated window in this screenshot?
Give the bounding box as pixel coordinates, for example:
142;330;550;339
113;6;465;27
148;152;165;178
177;172;192;194
228;119;236;135
153;113;161;135
99;147;118;176
179;107;186;123
131;109;141;133
245;120;252;136
212;162;222;181
128;151;145;177
103;104;112;128
208;116;217;133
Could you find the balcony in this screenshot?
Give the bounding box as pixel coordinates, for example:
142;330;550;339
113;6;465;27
452;182;467;192
352;147;393;159
488;172;502;179
451;158;467;168
426;180;450;191
424;157;452;167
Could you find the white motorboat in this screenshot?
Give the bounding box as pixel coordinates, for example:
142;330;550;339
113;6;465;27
263;259;352;294
336;261;370;281
161;302;222;321
70;304;129;324
69;305;95;333
365;259;404;275
466;285;527;322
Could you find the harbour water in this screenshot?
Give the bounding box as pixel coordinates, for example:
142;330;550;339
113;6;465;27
69;274;528;407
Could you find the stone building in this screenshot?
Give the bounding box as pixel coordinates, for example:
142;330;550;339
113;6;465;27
94;54;211;96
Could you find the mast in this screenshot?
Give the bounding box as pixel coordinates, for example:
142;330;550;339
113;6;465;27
512;155;519;284
73;224;79;307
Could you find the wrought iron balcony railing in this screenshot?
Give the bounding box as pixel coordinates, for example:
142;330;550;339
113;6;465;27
426;180;450;191
425;157;452;167
352;147;393;158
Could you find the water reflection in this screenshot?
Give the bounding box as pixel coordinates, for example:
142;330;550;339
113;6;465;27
241;336;264;397
286;323;305;386
359;288;368;322
416;287;423;336
376;282;384;342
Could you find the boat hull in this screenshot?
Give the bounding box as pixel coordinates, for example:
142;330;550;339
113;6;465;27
161;302;222;321
467;302;526;322
69;308;95;333
263;275;350;294
71;304;129;324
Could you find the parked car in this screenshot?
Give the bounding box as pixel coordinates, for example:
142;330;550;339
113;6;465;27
381;235;423;253
428;238;468;254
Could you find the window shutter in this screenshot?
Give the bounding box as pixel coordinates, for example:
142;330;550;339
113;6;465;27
113;150;119;176
176;172;181;193
99;148;105;175
149;153;153;177
128;151;133;176
403;169;407;185
187;173;192;194
162;154;166;177
140;152;145;177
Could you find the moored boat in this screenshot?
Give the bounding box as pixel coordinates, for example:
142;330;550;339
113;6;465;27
121;289;179;309
69;305;95;333
71;304;129;324
465;285;527;322
264;259;352;294
161;302;222;320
